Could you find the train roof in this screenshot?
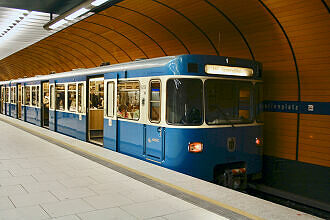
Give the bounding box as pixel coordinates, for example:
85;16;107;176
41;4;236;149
9;56;177;84
3;54;261;84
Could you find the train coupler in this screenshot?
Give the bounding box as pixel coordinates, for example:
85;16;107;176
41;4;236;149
224;168;247;190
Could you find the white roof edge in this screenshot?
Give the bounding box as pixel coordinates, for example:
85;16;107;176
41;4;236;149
8;56;177;84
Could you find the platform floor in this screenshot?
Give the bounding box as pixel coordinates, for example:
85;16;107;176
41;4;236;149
0;115;321;220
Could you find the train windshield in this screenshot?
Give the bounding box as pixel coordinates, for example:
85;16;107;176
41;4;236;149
166;79;203;125
205;80;253;125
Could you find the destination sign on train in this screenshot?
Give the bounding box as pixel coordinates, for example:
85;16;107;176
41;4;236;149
205;65;253;77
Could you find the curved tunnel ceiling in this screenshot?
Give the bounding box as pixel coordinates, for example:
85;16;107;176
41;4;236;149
0;0;329;104
0;0;329;167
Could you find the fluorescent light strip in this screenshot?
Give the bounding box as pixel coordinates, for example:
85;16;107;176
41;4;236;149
91;0;109;6
65;7;89;20
49;19;68;29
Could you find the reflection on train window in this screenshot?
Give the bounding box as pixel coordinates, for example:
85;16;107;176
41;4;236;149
149;80;161;123
68;84;76;112
205;80;252;125
50;85;55;109
90;81;104;109
117;81;140;120
107;82;114;117
78;83;85;113
25;86;30;105
256;83;264;123
56;84;65;111
166;79;203;125
32;86;37;106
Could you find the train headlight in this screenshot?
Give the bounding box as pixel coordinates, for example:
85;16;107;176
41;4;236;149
256;137;263;146
188;142;203;153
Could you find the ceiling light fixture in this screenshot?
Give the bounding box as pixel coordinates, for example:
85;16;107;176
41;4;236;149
49;19;68;29
65;8;89;20
91;0;109;6
43;0;114;30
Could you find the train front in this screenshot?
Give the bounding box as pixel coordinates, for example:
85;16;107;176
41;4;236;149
163;55;263;190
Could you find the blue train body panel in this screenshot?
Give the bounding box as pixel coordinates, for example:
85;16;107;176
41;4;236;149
10;104;17;118
103;118;117;151
5;103;10;116
49;110;56;131
55;111;86;141
25;106;41;126
117;120;145;160
162;126;262;182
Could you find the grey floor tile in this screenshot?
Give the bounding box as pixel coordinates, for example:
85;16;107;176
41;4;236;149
77;207;137;220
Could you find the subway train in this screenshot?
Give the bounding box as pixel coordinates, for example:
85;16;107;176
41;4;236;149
0;55;263;189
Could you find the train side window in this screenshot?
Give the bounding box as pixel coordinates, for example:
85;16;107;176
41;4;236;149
68;83;77;112
50;85;55;110
5;88;7;103
36;85;40;107
32;86;37;106
117;81;140;120
22;86;25;105
11;87;16;104
55;84;65;111
77;83;85;113
25;86;30;106
149;80;161;123
107;82;114;117
6;87;10;103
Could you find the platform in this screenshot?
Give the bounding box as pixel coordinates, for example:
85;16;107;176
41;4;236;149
0;114;321;220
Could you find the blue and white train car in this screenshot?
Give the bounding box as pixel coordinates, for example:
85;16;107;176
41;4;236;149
1;55;264;189
0;81;11;116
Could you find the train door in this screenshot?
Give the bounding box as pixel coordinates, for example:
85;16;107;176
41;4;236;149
41;82;49;128
145;80;164;162
88;77;104;145
17;84;22;119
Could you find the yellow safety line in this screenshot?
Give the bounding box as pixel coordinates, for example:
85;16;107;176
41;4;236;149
0;116;264;220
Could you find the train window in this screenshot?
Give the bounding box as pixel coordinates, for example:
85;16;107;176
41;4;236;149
25;86;30;106
32;86;37;106
205;80;252;125
4;88;7;103
21;86;24;105
36;86;40;107
117;81;140;120
6;87;10;103
149;80;161;123
256;83;264;123
68;84;77;112
77;83;85;113
11;87;16;104
50;85;55;110
107;82;114;117
90;81;104;109
166;79;203;126
55;84;65;111
1;88;4;103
